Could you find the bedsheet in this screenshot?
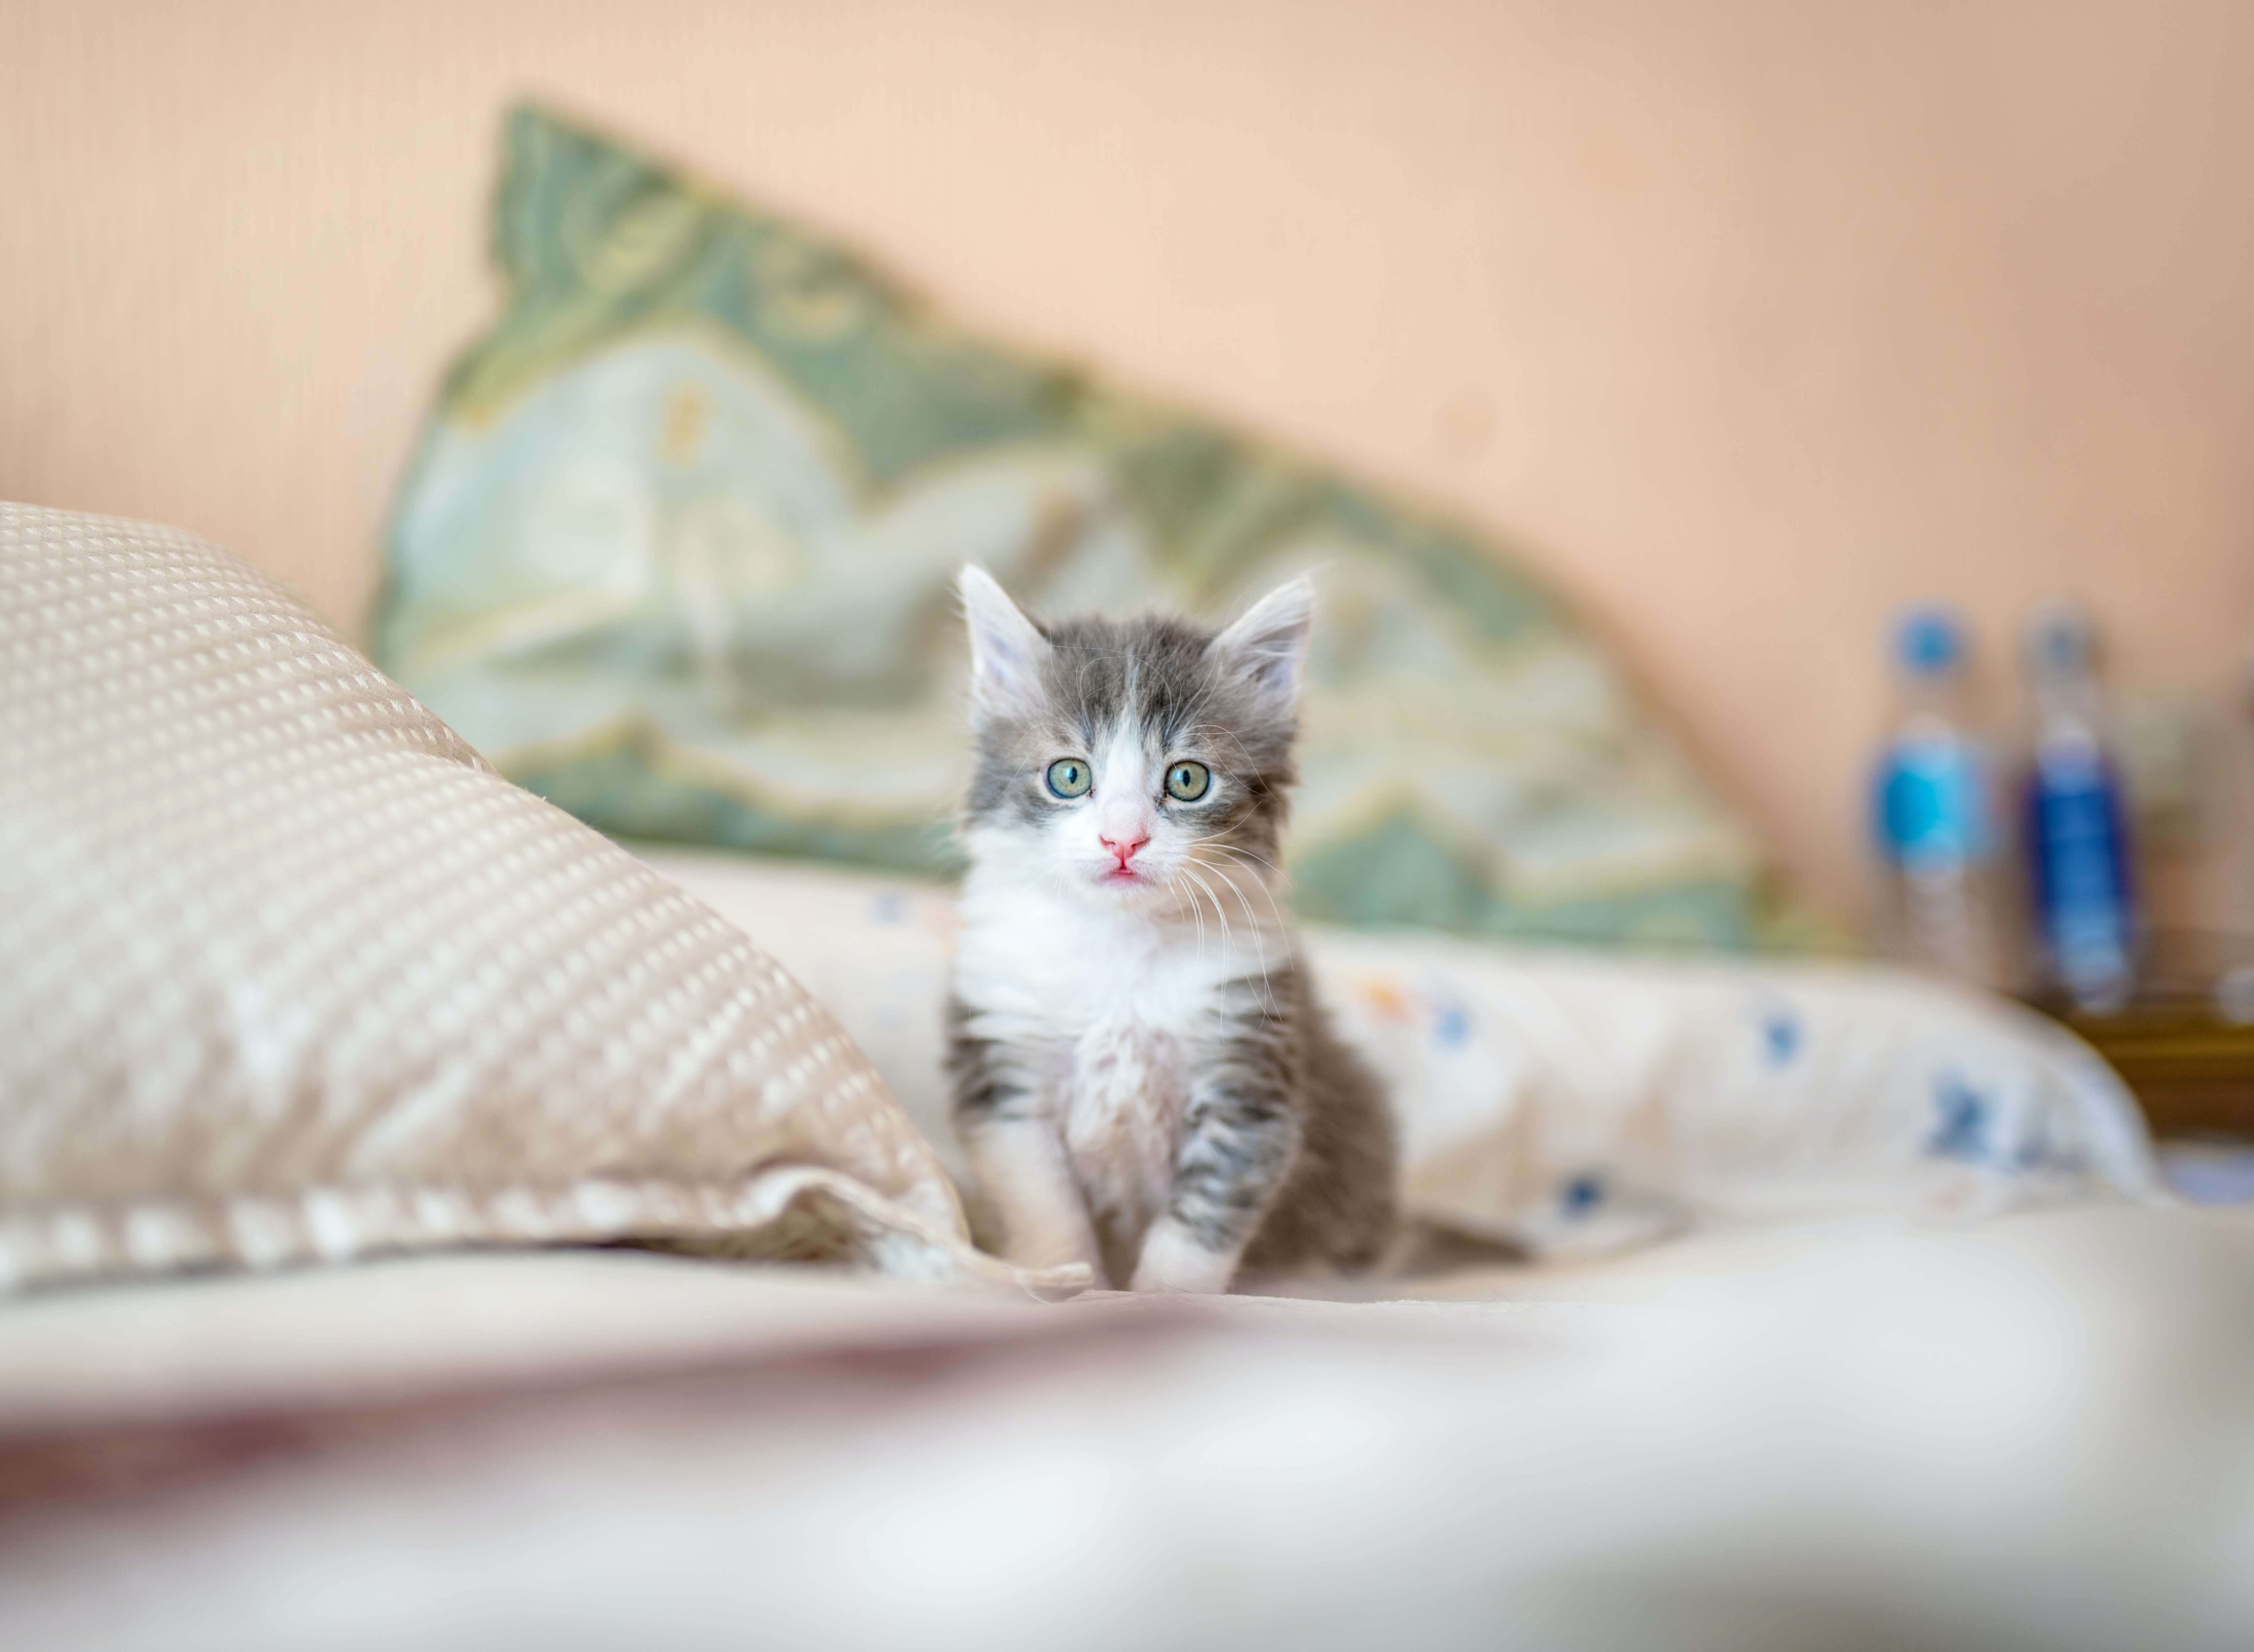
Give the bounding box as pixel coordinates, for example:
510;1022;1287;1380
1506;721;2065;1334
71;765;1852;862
0;1206;2249;1649
634;845;2164;1259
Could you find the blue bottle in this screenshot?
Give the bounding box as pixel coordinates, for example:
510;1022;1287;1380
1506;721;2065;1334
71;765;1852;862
2022;605;2137;1011
1873;609;2007;987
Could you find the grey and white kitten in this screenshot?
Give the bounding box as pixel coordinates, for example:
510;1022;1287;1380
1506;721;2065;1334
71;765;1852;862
946;566;1397;1293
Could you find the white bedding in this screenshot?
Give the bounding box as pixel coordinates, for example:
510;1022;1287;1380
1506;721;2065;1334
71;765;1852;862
1;1206;2250;1650
0;843;2228;1649
634;844;2165;1260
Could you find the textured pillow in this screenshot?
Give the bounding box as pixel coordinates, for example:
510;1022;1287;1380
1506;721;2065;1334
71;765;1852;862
0;502;994;1294
374;104;1815;949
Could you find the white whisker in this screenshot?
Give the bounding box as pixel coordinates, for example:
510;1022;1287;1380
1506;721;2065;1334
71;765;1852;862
1201;838;1285;878
1194;843;1293;937
1171;859;1209;970
1184;853;1279;1018
1176;860;1266;1020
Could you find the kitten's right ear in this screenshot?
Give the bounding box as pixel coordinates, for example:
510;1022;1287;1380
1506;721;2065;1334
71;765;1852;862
958;565;1050;716
1208;575;1315;710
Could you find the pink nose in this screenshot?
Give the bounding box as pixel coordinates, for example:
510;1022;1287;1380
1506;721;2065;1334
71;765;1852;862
1099;831;1149;866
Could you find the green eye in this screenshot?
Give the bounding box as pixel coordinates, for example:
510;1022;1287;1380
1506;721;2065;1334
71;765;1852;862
1165;761;1212;802
1045;758;1092;798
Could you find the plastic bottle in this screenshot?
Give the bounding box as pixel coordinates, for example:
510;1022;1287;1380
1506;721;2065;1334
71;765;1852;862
1872;609;2008;987
2022;604;2137;1012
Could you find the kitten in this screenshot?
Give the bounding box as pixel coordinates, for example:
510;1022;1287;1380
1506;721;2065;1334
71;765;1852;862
946;566;1397;1293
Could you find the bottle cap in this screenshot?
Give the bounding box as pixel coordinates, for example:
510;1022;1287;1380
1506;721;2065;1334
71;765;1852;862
1894;607;1964;676
2026;602;2094;676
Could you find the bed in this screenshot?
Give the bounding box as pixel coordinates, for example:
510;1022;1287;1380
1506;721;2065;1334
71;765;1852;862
5;486;2250;1646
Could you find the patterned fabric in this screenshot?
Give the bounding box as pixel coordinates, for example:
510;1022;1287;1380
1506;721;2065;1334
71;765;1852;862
375;105;1808;948
638;844;2164;1259
0;502;1016;1293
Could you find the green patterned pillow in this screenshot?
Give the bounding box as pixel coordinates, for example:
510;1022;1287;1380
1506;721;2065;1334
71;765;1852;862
375;105;1798;948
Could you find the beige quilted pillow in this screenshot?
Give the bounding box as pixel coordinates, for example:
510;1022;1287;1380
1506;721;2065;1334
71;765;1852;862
0;502;985;1292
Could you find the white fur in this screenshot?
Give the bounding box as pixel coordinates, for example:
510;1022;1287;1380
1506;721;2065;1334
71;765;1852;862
955;837;1288;1288
1089;729;1157;869
1129;1216;1242;1294
959;1111;1101;1274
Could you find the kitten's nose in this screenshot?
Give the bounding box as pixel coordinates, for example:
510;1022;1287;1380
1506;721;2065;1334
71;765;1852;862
1099;830;1150;866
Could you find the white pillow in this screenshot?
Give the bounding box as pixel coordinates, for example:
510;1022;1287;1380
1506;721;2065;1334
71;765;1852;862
636;844;2167;1259
0;503;986;1292
1309;929;2168;1255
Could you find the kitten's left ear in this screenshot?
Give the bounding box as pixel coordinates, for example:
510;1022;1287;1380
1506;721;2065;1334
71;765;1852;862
1209;576;1315;707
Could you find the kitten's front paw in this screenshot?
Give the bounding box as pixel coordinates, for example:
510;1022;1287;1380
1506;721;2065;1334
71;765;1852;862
1128;1220;1239;1295
982;1200;1107;1287
992;1217;1106;1288
1003;1236;1106;1290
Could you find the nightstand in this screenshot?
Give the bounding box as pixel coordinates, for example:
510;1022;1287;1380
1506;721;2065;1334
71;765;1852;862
2044;932;2254;1139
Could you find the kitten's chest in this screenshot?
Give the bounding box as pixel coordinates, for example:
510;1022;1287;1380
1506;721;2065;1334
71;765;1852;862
1060;1005;1187;1221
957;911;1237;1211
1009;933;1212;1120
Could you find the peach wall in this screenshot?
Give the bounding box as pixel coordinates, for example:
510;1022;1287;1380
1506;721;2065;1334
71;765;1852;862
6;0;2252;935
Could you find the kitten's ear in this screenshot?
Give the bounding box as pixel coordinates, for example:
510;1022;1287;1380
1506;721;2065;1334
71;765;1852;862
958;565;1051;716
1208;576;1315;708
